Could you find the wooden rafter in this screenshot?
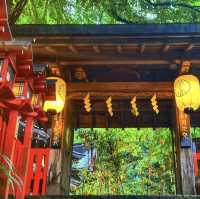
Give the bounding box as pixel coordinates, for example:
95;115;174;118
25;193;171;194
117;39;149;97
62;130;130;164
92;45;101;54
45;46;57;54
185;44;194;52
163;44;170;52
140;44;145;54
117;45;122;53
68;45;78;54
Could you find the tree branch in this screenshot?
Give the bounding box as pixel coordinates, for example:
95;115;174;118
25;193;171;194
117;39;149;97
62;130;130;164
145;0;200;13
109;8;134;24
9;0;28;25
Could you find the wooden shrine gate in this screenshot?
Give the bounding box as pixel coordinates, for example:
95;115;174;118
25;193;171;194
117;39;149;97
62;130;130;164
9;26;200;196
3;0;200;197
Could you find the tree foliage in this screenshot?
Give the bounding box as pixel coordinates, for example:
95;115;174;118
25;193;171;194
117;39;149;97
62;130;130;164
9;0;200;24
72;128;176;195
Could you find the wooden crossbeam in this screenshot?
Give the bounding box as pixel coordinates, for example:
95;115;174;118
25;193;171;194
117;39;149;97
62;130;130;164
59;60;171;66
68;82;173;99
34;50;200;66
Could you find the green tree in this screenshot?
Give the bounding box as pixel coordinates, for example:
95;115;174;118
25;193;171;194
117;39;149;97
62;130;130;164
72;128;175;195
8;0;200;24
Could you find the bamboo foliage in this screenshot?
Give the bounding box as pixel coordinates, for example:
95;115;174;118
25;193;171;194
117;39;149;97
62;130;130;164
0;153;23;195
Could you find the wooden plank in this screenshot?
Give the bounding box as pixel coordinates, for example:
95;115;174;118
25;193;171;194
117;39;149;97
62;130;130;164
172;103;196;194
61;98;74;194
68;82;173;93
59;60;171;66
75;110;171;128
69;91;172;99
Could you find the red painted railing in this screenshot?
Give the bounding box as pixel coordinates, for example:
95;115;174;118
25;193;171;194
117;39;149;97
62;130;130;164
0;113;7;152
193;153;200;177
25;148;50;196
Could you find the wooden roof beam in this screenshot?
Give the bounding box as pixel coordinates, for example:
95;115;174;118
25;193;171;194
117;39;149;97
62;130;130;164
140;44;145;54
92;45;101;54
69;91;172;99
68;82;173;100
163;44;170;52
58;60;171;66
45;46;57;54
185;44;194;52
68;45;78;54
117;45;122;54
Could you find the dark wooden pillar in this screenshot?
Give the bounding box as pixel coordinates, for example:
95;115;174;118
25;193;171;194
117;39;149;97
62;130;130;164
60;91;75;194
172;104;196;194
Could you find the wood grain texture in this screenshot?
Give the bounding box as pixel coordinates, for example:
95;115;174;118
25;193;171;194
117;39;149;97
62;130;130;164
172;104;196;195
60;95;75;194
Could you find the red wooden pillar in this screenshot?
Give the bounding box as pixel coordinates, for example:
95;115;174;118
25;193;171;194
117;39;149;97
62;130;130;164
3;110;19;199
15;116;34;199
0;111;3;152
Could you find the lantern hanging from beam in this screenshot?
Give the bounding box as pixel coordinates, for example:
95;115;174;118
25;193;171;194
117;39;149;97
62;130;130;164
174;74;200;113
43;77;66;114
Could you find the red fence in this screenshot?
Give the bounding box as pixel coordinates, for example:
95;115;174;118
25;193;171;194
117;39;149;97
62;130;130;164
25;148;50;196
0;113;7;152
193;153;200;177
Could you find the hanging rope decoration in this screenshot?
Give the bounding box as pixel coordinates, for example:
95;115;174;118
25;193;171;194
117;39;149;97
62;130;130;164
83;93;91;112
106;96;113;117
130;97;139;117
151;94;159;114
81;94;160;115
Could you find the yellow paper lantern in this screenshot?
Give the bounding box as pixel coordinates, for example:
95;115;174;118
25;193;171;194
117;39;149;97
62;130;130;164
43;77;66;113
174;74;200;113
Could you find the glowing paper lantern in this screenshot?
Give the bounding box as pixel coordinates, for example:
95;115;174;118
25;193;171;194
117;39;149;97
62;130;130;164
43;77;66;113
174;74;200;113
